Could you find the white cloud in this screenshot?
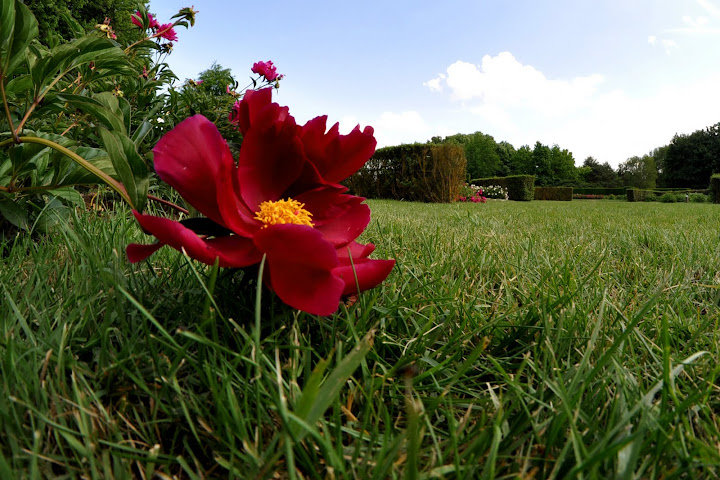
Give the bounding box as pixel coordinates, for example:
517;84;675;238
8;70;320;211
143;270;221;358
423;73;446;92
662;39;679;54
698;0;720;17
648;35;657;45
426;53;604;117
423;53;720;167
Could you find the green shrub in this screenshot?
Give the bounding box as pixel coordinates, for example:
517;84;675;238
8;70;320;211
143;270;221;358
710;174;720;204
534;187;573;201
346;144;466;202
689;193;708;203
659;193;677;203
471;175;535;201
573;187;627;196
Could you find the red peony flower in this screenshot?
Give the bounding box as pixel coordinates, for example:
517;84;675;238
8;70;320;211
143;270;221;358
157;23;178;41
251;60;282;82
128;89;393;315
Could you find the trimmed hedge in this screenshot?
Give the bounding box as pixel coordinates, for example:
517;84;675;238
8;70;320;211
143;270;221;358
345;144;466;202
534;187;573;201
573;187;627;195
711;174;720;204
471;175;535;201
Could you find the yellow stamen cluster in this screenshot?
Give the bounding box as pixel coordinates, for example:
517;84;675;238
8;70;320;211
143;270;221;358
254;198;313;228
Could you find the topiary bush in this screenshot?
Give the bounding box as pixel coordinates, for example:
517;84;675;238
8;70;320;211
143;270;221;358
689;193;708;203
659;193;677;203
710;174;720;204
346;143;466;202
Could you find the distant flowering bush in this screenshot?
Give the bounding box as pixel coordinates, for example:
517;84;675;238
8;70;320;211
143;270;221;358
457;183;487;203
128;88;394;315
482;184;509;200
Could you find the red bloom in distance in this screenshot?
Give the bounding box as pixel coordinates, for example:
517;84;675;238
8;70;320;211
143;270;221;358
128;89;393;315
252;60;282;82
157;23;178;41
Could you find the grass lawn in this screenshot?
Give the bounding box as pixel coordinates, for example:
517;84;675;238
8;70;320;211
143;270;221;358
1;198;720;478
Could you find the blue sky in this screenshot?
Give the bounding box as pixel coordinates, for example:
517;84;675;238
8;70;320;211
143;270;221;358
148;0;720;167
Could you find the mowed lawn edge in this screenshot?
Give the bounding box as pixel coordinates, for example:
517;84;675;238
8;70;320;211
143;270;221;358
1;199;719;478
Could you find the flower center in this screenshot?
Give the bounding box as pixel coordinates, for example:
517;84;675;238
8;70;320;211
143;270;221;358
254;198;313;228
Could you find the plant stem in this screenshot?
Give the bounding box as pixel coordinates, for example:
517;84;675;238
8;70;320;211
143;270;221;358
146;194;189;214
8;136;134;208
0;78;19;143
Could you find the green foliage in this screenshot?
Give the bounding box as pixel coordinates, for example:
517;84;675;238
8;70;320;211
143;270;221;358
659;192;678;203
619;154;657;189
580;156;621;188
346;143;466;202
689;193;708;203
19;0;144;45
431;131;499;179
0;0;198;229
472;174;535;201
534;186;573;201
162;63;244;152
710;174;720;204
574;187;628;195
664;123;720;189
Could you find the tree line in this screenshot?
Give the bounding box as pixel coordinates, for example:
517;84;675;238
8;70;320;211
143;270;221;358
429;122;720;190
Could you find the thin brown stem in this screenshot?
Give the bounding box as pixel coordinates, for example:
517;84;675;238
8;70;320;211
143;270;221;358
0;78;19;143
147;194;189;214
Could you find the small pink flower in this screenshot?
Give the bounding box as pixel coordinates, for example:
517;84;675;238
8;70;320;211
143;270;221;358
252;60;282;82
196;80;203;85
157;23;178;41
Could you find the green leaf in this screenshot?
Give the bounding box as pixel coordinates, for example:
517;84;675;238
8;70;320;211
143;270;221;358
48;186;84;207
56;93;126;134
99;129;148;211
57;147;116;185
131;120;153;146
0;1;38;78
33;36;130;94
0;197;29;230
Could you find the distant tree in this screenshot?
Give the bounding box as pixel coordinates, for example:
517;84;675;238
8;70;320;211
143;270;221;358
495;141;516;177
652;145;669;187
531;142;553;185
21;0;144;45
664;123;720;188
509;145;534;176
549;145;578;185
195;62;236;97
438;132;500;179
619;155;657;189
581;156;621;187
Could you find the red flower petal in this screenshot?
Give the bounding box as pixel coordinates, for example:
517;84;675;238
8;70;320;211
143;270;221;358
236;88;287;135
127;242;163;263
336;241;376;260
253;224;345;315
334;258;395;297
152;115;234;226
132;211;261;267
299;116;377;183
237;105;305;211
295;187;370;246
